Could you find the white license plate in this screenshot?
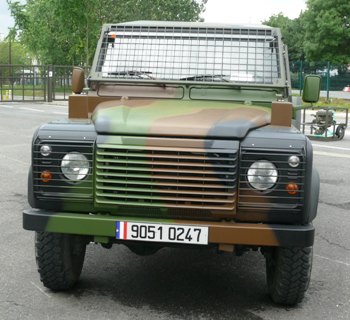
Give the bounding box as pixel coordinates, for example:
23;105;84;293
116;221;208;245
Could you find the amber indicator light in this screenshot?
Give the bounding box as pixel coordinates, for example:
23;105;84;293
41;170;52;183
286;183;299;195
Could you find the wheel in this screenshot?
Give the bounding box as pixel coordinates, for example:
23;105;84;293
265;247;313;305
35;232;87;291
335;125;345;140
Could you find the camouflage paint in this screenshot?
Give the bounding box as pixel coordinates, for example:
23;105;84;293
24;21;319;250
25;94;314;246
92;99;271;138
23;209;315;247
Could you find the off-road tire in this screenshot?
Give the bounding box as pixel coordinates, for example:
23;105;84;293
266;246;313;305
35;232;87;291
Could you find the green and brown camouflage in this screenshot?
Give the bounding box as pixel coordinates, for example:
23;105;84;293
24;21;320;251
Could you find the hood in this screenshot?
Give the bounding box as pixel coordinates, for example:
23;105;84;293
91;99;271;139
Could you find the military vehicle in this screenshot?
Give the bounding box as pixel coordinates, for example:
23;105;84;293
23;21;321;305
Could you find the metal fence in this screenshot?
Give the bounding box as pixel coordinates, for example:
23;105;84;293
0;65;46;102
0;64;89;102
290;61;350;92
2;61;349;101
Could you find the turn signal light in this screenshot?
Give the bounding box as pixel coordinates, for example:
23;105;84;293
41;170;52;183
286;183;298;195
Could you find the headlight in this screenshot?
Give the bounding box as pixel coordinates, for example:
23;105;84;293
247;160;278;191
61;152;89;181
40;144;52;157
288;155;300;168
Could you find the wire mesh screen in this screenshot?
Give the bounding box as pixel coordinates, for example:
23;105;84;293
96;25;281;84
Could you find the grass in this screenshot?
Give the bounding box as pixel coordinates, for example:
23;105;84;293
292;94;350;109
0;84;71;98
315;97;350;109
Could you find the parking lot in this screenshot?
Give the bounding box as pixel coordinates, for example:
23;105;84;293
0;102;349;320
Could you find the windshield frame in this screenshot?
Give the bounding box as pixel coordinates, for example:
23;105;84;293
90;22;288;90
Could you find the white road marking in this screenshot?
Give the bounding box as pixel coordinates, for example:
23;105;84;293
313;144;350;152
19;107;45;112
30;281;52;298
314;254;350;267
53;111;68;115
1;104;68;115
313;151;350;159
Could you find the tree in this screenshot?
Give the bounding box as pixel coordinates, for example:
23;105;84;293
7;0;207;66
263;13;306;61
0;40;31;65
303;0;350;64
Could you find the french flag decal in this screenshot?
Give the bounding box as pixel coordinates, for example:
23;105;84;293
116;221;128;239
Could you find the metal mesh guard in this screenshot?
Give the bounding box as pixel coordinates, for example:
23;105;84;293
96;25;281;84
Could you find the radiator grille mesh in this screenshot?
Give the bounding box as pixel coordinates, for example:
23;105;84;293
95;144;237;210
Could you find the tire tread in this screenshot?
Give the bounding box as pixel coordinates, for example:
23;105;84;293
35;232;85;291
267;247;313;305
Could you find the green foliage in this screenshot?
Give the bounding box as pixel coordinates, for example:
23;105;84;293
0;40;31;65
7;0;207;66
303;0;350;64
263;13;305;61
264;1;350;64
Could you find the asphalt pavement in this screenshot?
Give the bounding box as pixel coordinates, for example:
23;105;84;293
0;102;349;320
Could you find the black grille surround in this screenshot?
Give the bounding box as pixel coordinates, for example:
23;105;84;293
95;139;238;213
238;148;306;213
33;140;94;201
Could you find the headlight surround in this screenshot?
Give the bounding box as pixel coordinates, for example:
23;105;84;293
61;152;90;181
247;160;278;191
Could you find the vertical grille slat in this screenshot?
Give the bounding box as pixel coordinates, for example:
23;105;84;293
95;142;237;211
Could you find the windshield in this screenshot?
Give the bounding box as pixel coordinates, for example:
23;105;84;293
96;25;281;85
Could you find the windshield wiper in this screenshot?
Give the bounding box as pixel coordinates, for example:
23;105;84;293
108;70;155;79
180;74;229;82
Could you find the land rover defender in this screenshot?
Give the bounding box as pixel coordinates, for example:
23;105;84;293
23;21;320;305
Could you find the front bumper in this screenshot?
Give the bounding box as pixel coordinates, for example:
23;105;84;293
23;209;315;247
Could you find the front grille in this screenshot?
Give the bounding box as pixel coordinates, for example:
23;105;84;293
95;142;237;211
33;141;94;200
238;149;305;213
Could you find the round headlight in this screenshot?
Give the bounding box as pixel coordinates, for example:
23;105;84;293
61;152;89;181
247;160;278;191
40;145;52;157
288;155;300;168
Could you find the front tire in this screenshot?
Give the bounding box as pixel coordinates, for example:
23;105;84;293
265;247;313;305
35;232;87;291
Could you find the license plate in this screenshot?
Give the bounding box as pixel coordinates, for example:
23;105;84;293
116;221;208;245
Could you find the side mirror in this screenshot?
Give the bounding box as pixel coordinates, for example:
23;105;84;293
72;67;85;94
302;75;321;103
